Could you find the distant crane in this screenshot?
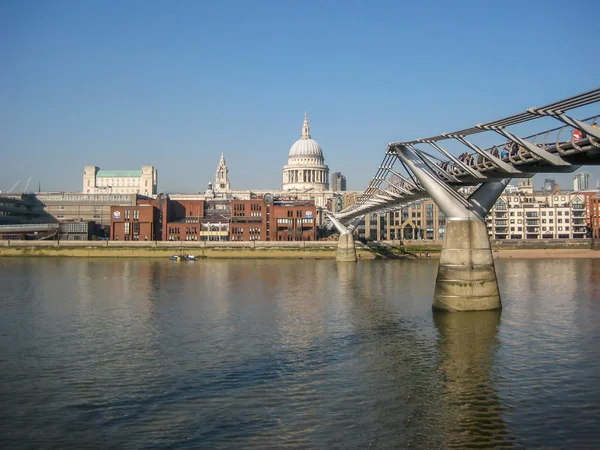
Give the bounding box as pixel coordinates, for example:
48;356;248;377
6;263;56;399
7;180;21;193
23;177;32;193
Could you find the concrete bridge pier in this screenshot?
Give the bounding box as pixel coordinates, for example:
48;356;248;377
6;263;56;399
336;233;357;262
396;144;509;311
325;212;361;262
434;218;500;311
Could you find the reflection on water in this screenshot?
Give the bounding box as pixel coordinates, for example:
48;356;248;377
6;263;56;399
435;311;516;448
0;258;599;449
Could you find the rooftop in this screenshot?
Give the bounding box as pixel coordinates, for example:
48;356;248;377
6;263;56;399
96;170;142;178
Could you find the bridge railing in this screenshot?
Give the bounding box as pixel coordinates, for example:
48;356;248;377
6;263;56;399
409;114;600;179
335;148;427;219
334;88;600;221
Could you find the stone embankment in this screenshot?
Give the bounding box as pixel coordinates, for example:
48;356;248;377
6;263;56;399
0;240;372;259
0;239;598;259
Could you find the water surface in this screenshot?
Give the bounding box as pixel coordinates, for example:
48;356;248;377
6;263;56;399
1;258;599;449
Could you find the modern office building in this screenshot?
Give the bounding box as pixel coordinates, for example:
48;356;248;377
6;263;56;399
543;178;556;193
0;194;57;240
331;172;347;191
0;194;48;225
573;172;591;192
355;198;446;241
35;192;138;232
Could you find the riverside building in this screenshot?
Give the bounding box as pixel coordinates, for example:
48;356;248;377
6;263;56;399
35;192;138;231
590;193;600;238
486;189;589;239
230;196;316;241
349;183;596;241
83;166;158;196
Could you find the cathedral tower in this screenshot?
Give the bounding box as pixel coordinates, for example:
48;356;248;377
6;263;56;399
215;153;230;193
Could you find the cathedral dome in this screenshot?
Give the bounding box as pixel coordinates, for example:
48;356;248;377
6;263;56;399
282;113;330;191
288;113;323;158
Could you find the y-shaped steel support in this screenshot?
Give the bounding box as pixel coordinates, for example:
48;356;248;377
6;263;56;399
395;145;505;311
325;212;362;262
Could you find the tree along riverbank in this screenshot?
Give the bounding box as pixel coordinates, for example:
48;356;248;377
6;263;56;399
1;239;598;259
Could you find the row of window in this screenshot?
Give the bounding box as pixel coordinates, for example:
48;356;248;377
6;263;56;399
167;226;198;234
42;195;133;202
275;218;314;224
507;196;575;203
286;210;308;217
506;210;574;217
167;235;198;241
500;226;573;232
502;218;579;225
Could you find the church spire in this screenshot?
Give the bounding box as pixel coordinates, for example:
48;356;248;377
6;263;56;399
215;152;230;193
301;112;311;139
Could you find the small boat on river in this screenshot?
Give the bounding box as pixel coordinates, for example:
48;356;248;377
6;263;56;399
170;254;199;261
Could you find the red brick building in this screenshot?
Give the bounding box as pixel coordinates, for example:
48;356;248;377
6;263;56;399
110;204;159;241
230;198;316;241
583;191;598;237
590;194;600;238
108;195;316;242
167;199;205;221
164;199;206;241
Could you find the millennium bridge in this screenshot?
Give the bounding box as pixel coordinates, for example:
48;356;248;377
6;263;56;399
326;87;600;312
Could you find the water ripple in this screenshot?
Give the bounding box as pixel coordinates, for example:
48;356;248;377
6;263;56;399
0;258;599;448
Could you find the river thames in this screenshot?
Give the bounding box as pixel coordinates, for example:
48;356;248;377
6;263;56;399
1;257;599;449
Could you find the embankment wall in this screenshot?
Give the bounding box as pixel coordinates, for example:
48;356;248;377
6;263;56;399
0;239;596;258
382;238;594;252
0;240;377;259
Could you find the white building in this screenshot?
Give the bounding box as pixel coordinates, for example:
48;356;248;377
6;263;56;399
83;166;158;196
503;184;520;195
486;189;587;239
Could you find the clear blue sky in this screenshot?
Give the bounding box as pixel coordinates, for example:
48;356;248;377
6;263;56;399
1;0;599;193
